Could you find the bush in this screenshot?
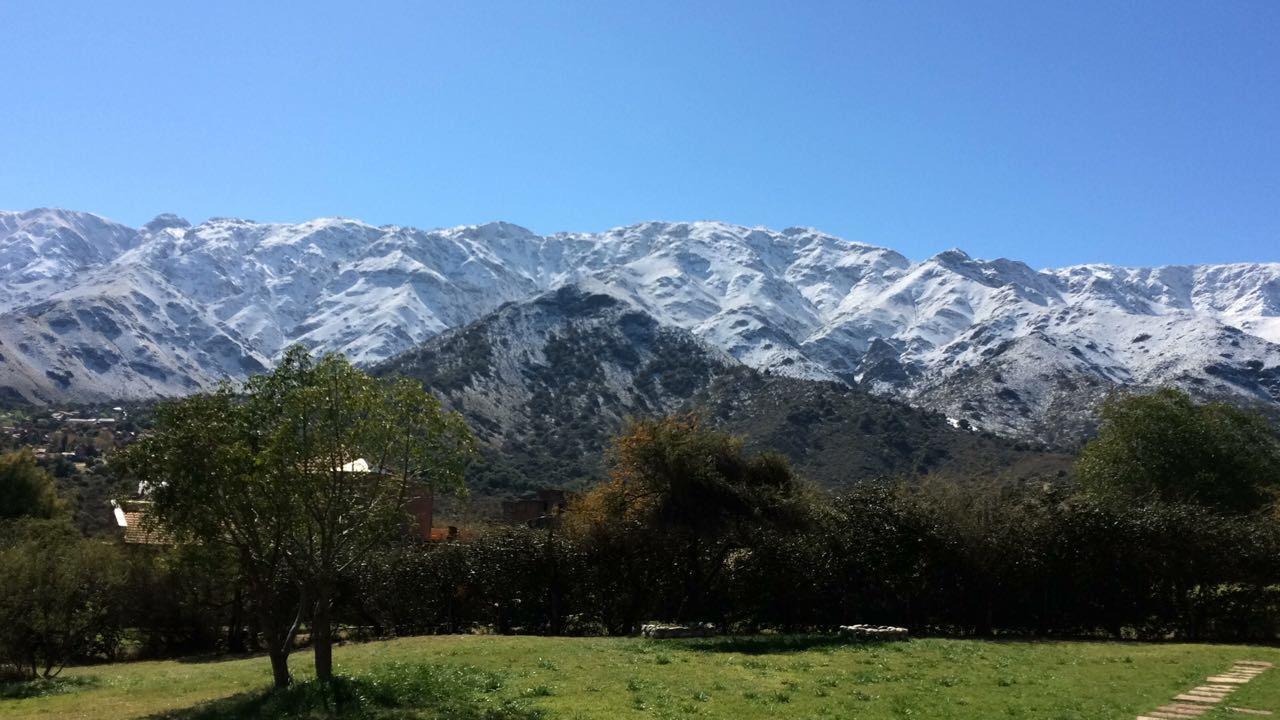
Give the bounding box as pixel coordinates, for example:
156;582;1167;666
0;675;96;699
352;482;1276;642
121;543;243;658
0;450;63;520
353;526;588;637
0;521;128;678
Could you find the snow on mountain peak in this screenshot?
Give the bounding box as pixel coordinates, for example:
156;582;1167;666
0;208;1276;441
142;214;191;233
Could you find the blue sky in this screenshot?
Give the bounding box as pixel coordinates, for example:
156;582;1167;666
1;1;1277;267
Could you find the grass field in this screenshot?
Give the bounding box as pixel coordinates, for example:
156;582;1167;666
3;635;1279;719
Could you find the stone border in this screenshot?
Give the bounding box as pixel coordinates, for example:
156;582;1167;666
838;624;909;641
640;623;716;639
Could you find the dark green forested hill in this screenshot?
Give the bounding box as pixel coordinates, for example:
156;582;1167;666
696;369;1072;486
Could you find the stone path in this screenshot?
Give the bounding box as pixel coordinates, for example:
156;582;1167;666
1137;661;1273;719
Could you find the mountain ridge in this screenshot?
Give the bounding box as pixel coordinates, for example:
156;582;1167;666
2;207;1277;442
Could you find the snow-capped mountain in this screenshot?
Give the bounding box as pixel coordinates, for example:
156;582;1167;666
376;284;1069;488
0;208;142;309
377;284;740;487
1;208;1277;440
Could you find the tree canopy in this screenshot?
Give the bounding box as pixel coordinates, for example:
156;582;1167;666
1076;388;1280;513
120;346;475;685
567;414;813;625
0;521;126;679
0;449;63;521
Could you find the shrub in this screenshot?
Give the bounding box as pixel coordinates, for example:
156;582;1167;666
0;521;128;679
0;450;63;520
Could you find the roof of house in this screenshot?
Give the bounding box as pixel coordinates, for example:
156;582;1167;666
113;501;171;545
340;458;370;473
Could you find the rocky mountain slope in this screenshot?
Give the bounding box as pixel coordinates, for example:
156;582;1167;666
376;285;1069;490
375;285;737;488
1;207;1277;441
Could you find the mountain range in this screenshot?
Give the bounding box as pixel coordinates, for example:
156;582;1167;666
2;207;1278;445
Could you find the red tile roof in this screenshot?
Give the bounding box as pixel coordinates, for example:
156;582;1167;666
119;506;171;545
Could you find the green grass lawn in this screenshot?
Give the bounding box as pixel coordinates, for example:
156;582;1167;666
3;635;1280;719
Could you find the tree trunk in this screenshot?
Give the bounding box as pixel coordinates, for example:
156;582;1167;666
227;588;247;654
313;586;334;682
545;525;561;636
251;580;303;688
496;600;511;635
675;542;700;623
268;648;292;688
975;587;994;637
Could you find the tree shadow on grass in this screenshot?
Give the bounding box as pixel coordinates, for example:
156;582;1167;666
142;663;544;720
669;634;871;655
143;688;279;720
141;682;422;720
171;650;270;665
0;675;98;700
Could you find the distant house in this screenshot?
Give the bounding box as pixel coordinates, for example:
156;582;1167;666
111;458;443;545
502;488;570;527
338;457;438;541
405;488;436;541
111;499;171;546
339;458;370;473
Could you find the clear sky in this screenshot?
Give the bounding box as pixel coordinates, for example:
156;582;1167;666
1;1;1277;268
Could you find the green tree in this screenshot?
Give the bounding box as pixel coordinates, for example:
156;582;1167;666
0;450;63;520
0;521;127;679
260;347;474;681
120;346;474;686
119;386;304;687
1077;388;1280;513
569;414;813;625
